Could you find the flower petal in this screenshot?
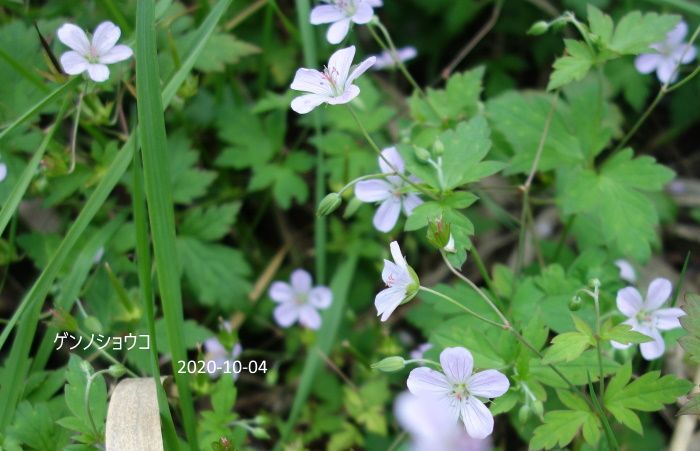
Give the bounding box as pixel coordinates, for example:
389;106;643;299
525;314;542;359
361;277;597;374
635;53;662;74
290;68;332;96
366;0;383;6
269;281;294;303
440;347;473;384
461;397;494;439
346;56;376;87
274;303;299;328
672;44;697;64
291;269;313;293
92;21;121;54
666;20;688;46
616;287;643;317
653;307;685;330
611;340;632;350
402;193;423;216
407;367;452;397
309;286;333;309
351;2;374;24
656;58;679;84
467;370;509;398
57;23;90;54
60;51;88;75
389;241;407;268
298;305;322;330
327;18;351;45
639;328;665;360
373;197;401;232
87;64;110;82
204;337;225;357
378;146;405;174
614;259;637;283
291;93;326;114
355;179;392;202
99;44;133;64
645;278;672;310
0;163;7;182
375;285;406;321
310;4;346;24
326;84;361;106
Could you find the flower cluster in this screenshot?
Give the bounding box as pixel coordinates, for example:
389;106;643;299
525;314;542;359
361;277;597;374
635;20;697;84
268;269;332;330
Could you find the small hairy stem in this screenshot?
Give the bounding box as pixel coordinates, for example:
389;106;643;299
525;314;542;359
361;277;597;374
68;84;87;174
419;286;504;328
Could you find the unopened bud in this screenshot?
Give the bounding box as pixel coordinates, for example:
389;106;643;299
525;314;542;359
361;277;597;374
108;364;127;378
427;218;451;249
414;147;431;162
528;21;550;36
371;356;406;372
433;140;444;156
317;192;342;217
518;404;531;423
251;428;270;439
569;295;582;311
588;278;601;289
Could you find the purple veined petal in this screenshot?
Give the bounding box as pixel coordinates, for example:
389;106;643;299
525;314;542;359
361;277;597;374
87;63;110;82
291;268;313;293
410;343;433;360
57;23;90;54
389;241;407;268
440;347;474;384
99;44;133;64
461;397;494;439
291;93;327;114
326;84;361;105
345;56;376;87
407;367;452;397
402;193;423;216
656;58;679;84
653;307;685;330
616;286;643;317
378;146;405;174
397;46;418;62
327;19;352;45
355;179;392;202
273;302;299;328
672;44;697;64
310;4;346;24
373;197;401;232
204;337;226;356
634;53;662;74
290;68;332;96
666;20;688;46
269;281;294;303
645;278;673;310
381;259;410;287
375;285;406;321
298;305;322;330
60;51;89;75
467;369;510;398
351;2;374;24
639;328;665;360
309;286;333;309
92;21;121;54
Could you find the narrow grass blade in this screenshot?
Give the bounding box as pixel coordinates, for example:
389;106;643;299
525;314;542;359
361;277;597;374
278;252;359;445
672;251;691;306
0;97;71;237
136;0;199;445
0;77;79;141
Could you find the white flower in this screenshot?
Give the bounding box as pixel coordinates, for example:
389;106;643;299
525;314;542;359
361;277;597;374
375;241;419;321
57;21;133;82
355;147;423;232
407;347;509;440
635;20;697;84
612;278;685;360
371;46;417;70
410;343;433;360
614;259;637;284
204;335;243;380
0;161;7;183
310;0;383;44
268;269;332;330
290;45;375;114
395;392;492;451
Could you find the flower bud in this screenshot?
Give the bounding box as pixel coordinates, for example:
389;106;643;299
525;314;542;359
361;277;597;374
414;147;431;162
518;404;531;423
433;139;444;156
371;356;406;372
317;192;342;217
427;218;451;249
588;278;601;289
528;21;550;36
533;400;544;419
568;295;582;311
108;364;127;378
251;427;270;439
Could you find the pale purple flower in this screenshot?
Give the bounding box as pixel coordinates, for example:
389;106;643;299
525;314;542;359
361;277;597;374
204;337;243;380
375;241;419;321
407;347;509;439
290;45;375;114
615;259;637;284
355;147;423;232
410;343;433;360
310;0;383;44
371;46;417;70
268;269;332;330
611;278;685;360
395;392;492;451
57;22;133;82
0;161;7;183
635;20;697;84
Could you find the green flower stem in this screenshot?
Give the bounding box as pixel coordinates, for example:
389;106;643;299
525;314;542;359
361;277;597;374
469;245;497;297
75;327;138;378
337;172;390;195
419;286;504;328
346;105;437;200
404;358;441;369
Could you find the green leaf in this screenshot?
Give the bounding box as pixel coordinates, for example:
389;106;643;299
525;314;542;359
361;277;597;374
344;379;389;435
547;40;594;90
679;293;700;363
215;108;286;170
541;331;593;364
530;409;593;450
168;131;217;204
9;401;69;450
60;356;107;443
587;5;613;44
180;202;241;241
185;32;260;72
601;322;653;344
409;67;484;124
248;156;313;209
530;351;619;388
607;11;679;55
199;377;239;447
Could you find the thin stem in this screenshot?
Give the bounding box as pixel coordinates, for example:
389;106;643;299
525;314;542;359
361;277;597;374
469;246;497;295
76;328;138;378
83;368;108;440
68;83;87;173
371;22;424;96
419;286;504;329
337;172;390;195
